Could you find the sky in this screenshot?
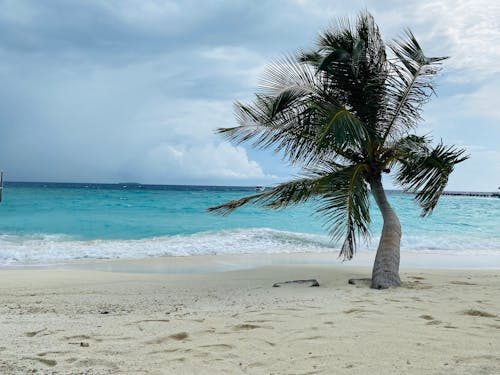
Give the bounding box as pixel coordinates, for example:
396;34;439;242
0;0;499;191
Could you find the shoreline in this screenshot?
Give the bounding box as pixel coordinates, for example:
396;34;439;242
1;255;499;374
2;249;500;273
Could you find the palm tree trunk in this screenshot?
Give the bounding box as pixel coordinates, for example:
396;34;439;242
369;175;401;289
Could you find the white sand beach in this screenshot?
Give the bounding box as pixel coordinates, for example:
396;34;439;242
0;254;499;375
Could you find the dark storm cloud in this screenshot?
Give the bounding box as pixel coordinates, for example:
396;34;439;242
0;1;320;62
0;0;340;184
0;0;498;189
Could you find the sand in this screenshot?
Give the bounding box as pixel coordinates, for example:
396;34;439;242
0;254;499;374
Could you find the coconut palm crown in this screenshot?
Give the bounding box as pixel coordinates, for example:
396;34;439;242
208;11;468;289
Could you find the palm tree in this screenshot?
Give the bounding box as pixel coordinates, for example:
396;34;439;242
208;11;468;289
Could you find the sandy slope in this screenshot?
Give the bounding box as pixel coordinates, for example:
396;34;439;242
0;256;499;374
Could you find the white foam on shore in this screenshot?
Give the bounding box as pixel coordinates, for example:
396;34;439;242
0;228;499;267
0;229;332;265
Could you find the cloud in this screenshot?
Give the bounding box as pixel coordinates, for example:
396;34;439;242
376;0;500;82
290;1;500;82
139;141;276;183
123;97;279;184
0;0;498;190
0;0;285;185
0;18;280;184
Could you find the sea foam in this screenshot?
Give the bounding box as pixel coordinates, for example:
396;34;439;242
1;228;499;266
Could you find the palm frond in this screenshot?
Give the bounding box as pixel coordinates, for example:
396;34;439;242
314;164;371;260
208;162;371;261
394;140;468;215
298;50;322;65
259;55;318;96
381;30;447;142
207;162;347;215
210;11;462;267
215;57;317;158
216;57;368;166
207;191;268;216
383;134;431;168
311;101;368;150
316;16;354;54
299;11;388;134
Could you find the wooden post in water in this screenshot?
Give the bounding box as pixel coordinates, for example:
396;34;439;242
0;171;3;203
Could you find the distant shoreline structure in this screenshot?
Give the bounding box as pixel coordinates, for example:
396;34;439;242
1;181;499;197
0;171;3;202
442;191;500;198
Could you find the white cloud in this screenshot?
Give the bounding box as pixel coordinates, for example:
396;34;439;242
126;98;279;184
382;0;500;82
268;1;500;83
139;141;276;183
289;1;500;83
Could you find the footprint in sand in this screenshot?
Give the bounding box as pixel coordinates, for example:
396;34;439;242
131;319;170;324
419;314;442;325
426;320;442;325
409;276;426;280
461;309;497;318
64;334;91;340
421;314;455;327
29;357;57;367
37;351;67;357
145;332;189;344
25;328;47;337
170;332;189;340
343;308;380;315
419;314;434;320
232;324;261;331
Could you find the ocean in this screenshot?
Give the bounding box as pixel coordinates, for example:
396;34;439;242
0;182;499;267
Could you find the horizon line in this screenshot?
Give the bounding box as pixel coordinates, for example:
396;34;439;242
3;180;499;194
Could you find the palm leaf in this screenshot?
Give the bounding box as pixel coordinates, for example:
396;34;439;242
259;55;318;96
314;164;371;260
381;30;447;142
311;101;368;151
300;11;388;134
208;162;371;260
210;10;462;268
394;141;468;215
217;57;367;166
207;163;346;215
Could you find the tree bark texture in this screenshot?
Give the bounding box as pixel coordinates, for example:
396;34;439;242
369;175;402;289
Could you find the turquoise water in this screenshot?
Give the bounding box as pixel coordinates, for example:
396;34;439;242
0;182;499;265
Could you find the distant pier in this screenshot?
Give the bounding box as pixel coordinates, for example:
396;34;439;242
442;191;500;198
